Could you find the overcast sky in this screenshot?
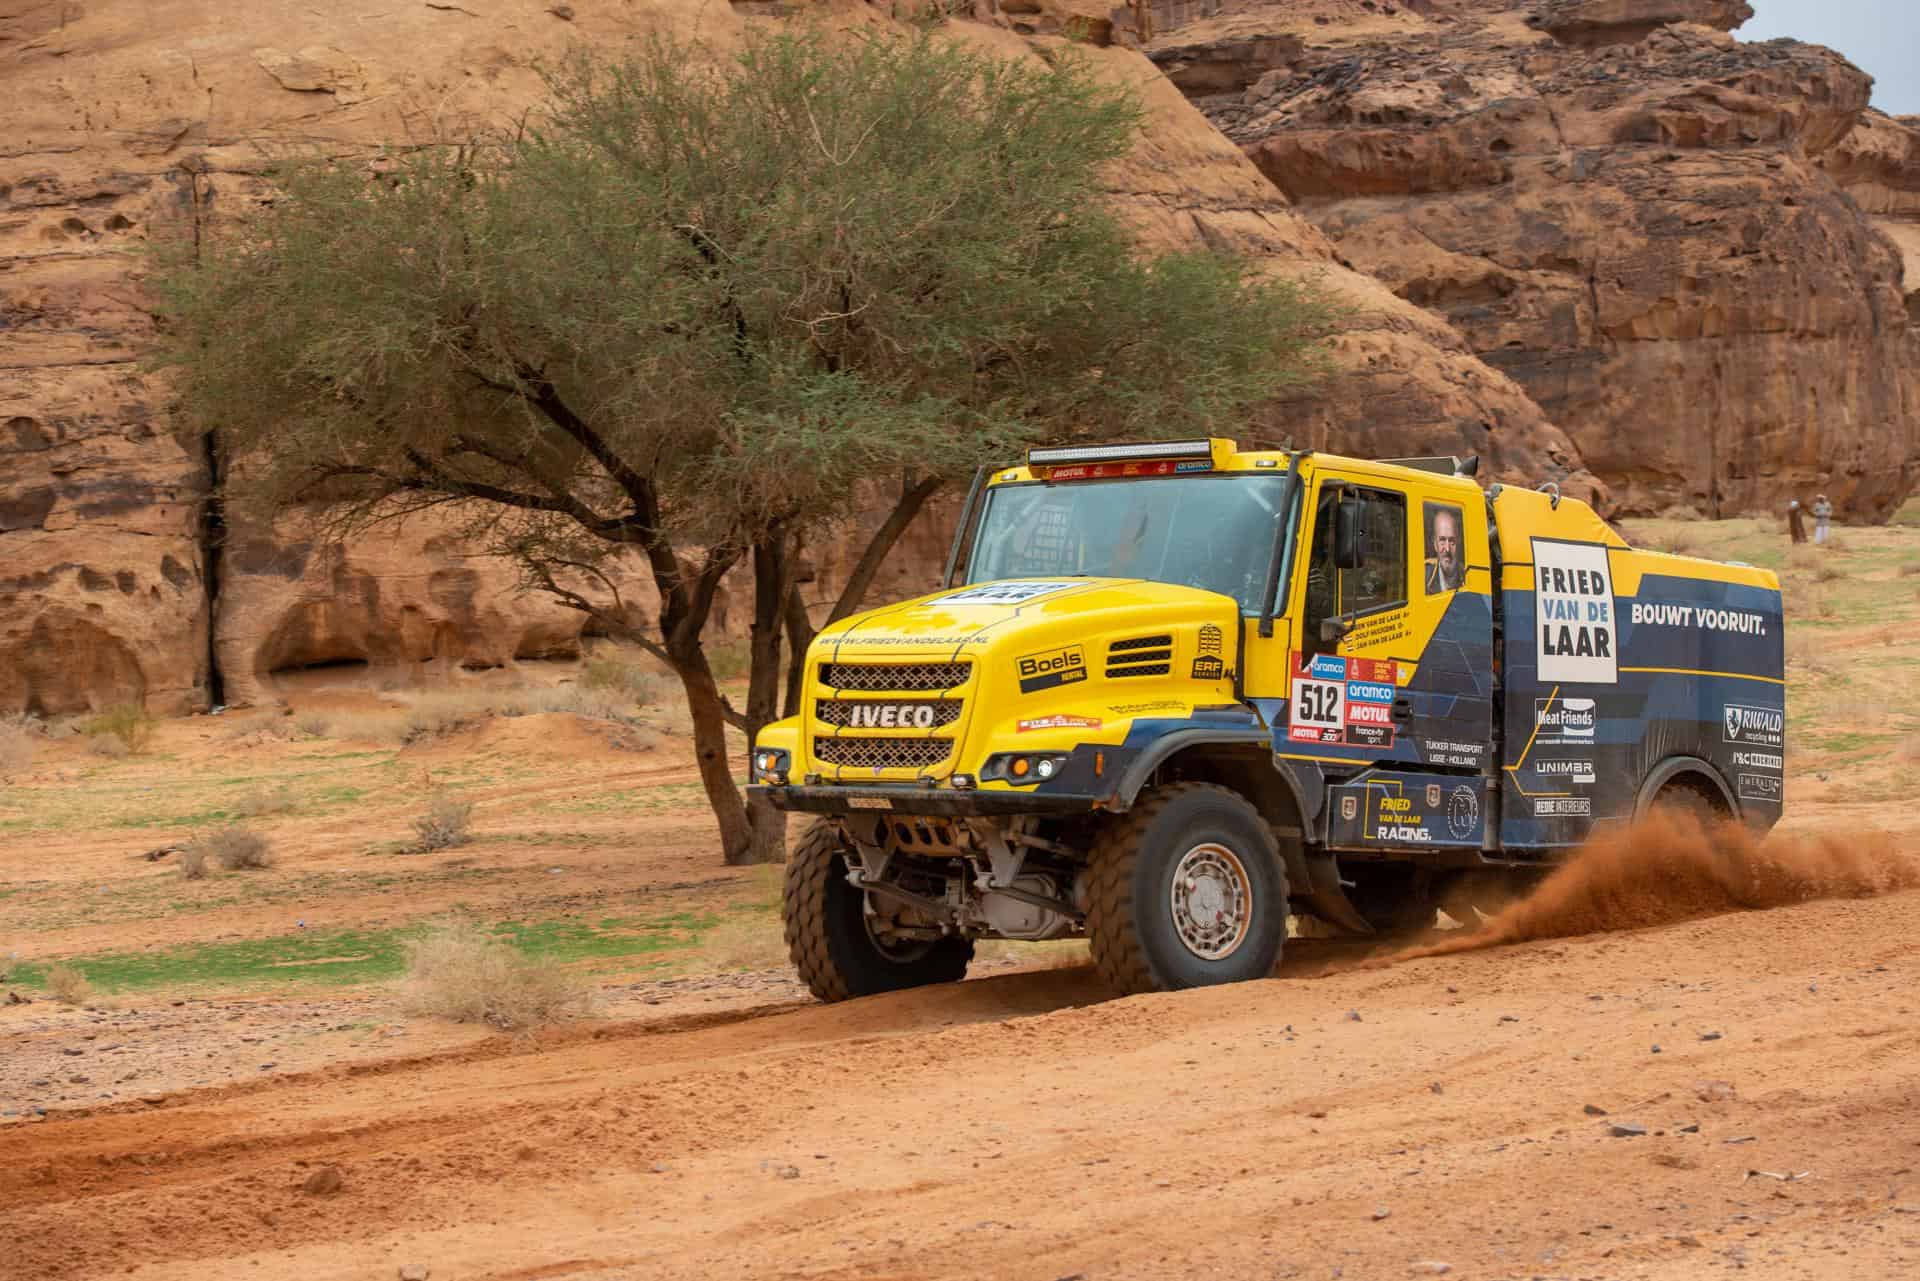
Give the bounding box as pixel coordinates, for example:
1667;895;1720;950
1738;1;1918;115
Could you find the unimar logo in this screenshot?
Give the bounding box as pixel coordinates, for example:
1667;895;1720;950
1535;697;1596;741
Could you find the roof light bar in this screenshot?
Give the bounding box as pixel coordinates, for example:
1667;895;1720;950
1028;439;1214;468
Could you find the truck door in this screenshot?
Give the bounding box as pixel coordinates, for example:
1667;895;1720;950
1261;468;1496;780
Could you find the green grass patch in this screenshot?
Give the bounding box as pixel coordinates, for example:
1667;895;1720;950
5;910;723;996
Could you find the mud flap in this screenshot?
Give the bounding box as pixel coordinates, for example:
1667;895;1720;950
1302;853;1375;935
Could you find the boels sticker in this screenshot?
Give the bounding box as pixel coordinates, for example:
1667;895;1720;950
1017;645;1087;694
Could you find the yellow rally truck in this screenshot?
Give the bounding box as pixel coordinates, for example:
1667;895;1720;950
749;439;1785;999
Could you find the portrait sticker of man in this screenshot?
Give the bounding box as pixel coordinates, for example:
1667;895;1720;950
1423;502;1464;594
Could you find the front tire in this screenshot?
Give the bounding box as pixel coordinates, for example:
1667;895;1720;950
1086;783;1289;996
783;821;972;1003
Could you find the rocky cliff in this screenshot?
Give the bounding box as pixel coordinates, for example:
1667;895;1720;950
2;0;1908;715
1152;0;1920;517
0;0;1599;714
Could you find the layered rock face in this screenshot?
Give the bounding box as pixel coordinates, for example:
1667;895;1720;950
0;0;1599;714
1154;0;1920;516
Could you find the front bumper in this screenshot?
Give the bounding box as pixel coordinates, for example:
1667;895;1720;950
752;783;1103;818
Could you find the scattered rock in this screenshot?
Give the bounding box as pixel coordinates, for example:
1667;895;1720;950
1428;1082;1444;1095
1651;1044;1662;1054
398;1267;430;1281
139;1094;166;1106
1583;1103;1608;1116
1700;1031;1724;1042
548;2;574;17
1408;1263;1452;1276
775;1163;800;1180
1498;1014;1519;1023
1372;1206;1392;1221
649;1162;669;1174
1695;1080;1737;1103
6;991;29;1005
1677;1123;1700;1134
1346;1009;1363;1022
1609;1123;1649;1138
301;1165;344;1195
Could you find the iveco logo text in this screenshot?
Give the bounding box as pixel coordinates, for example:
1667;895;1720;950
845;704;938;730
1534;697;1596;740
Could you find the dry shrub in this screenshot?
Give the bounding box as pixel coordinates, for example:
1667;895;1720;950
294;712;332;736
699;916;790;971
411;792;473;851
83;703;155;753
234;783;298;817
397;918;594;1030
326;711;406;742
1385;811;1920;965
578;651;663;704
1657;503;1704;522
0;722;35;779
222;713;299;742
706;638;752;681
88;732;131;759
1900;561;1920;578
178;843;211;880
191;823;275;872
1815;559;1844;583
44;962;94;1006
1901;735;1920;762
608;725;661;753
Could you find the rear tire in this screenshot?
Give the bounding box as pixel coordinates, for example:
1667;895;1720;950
783;821;972;1003
1086;783;1288;996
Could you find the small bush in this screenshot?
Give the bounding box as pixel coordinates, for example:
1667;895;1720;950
88;732;131;759
294;712;332;736
578;651;662;704
706;638;752;681
83;703;155;753
698;917;790;972
411;792;473;851
1900;561;1920;578
397;918;594;1030
234;783;298;817
1815;560;1844;583
222;713;298;743
188;823;275;872
44;963;94;1005
0;723;34;779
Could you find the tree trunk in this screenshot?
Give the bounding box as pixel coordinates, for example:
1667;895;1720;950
672;644;758;865
741;533;797;864
824;473;945;626
782;581;815;719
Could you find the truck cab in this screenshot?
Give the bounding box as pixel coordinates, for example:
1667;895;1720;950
753;439;1784;999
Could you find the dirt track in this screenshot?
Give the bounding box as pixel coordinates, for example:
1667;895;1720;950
12;862;1920;1281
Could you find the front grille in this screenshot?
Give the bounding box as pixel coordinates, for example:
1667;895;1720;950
813;736;954;771
814;699;963;729
818;661;971;692
1107;634;1174;678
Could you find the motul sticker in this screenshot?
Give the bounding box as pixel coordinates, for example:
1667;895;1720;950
1016;715;1103;733
1532;540;1617;684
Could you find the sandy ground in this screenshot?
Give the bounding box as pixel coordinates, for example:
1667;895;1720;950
4;518;1920;1279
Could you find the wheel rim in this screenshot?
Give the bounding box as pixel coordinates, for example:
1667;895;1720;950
1169;842;1254;961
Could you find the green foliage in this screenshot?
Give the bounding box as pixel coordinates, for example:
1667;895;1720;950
83;704;155;754
151;25;1334;541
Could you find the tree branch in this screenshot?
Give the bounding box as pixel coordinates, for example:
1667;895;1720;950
826;473;945;625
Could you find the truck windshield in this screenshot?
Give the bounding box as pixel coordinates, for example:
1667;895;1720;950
965;474;1294;613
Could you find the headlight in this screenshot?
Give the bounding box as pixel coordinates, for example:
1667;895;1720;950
752;748;790;784
980;752;1070;785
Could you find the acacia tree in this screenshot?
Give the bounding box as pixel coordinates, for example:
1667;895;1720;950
151;26;1336;865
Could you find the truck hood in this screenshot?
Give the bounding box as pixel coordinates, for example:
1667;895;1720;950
804;578;1244;781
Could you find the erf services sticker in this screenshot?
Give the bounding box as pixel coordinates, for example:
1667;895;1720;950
1532;540;1617;684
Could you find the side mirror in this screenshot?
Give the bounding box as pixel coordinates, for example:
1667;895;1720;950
1333;497;1367;570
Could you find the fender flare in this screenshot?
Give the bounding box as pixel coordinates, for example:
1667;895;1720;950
1634;754;1737;821
1111;729;1305;813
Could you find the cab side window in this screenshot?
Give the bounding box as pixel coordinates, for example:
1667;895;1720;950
1341;487;1407;614
1303;483;1407;648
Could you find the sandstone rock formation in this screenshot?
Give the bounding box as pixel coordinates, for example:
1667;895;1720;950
1;0;1601;713
1153;0;1920;516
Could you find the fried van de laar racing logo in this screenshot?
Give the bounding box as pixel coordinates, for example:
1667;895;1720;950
1016;644;1087;694
1191;623;1227;681
1532;539;1617;683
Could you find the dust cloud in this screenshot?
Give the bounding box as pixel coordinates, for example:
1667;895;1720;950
1392;812;1920;963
